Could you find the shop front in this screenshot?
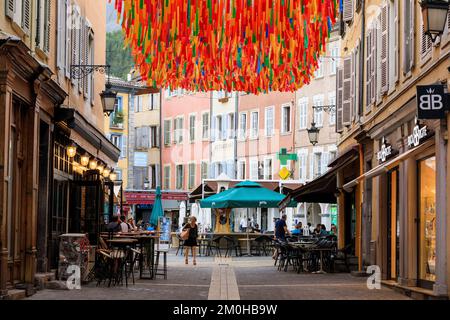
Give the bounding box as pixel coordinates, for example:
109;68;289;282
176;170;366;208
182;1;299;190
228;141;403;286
345;96;447;296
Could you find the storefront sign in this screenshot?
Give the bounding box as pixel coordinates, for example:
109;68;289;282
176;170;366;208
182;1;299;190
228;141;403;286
417;85;447;119
377;137;393;163
408;124;428;148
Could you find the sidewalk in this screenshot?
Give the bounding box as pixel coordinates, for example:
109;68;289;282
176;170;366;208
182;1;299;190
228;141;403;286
26;250;410;300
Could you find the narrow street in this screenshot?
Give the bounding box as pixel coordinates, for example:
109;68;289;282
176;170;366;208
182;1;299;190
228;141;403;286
27;251;409;300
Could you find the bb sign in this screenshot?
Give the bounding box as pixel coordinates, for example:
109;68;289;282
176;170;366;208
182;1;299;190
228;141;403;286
417;85;448;119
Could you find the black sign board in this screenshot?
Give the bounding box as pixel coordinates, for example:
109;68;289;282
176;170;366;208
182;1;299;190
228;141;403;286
417;85;448;119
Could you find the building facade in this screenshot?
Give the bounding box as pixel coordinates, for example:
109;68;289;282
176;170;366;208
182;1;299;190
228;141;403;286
294;29;341;231
0;0;119;298
335;0;450;297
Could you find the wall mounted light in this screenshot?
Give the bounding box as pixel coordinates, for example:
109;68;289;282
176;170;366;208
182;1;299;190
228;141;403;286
80;153;90;167
89;159;98;170
66;143;77;158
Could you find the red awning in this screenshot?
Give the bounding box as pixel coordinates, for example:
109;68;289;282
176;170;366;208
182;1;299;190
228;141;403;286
123;191;188;205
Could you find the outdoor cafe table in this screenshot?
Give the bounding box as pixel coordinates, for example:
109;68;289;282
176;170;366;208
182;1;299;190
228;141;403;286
290;243;332;274
106;238;138;286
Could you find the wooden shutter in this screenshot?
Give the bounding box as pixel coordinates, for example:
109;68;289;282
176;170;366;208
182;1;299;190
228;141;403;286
43;0;51;52
421;24;432;57
350;50;356;121
336;68;344;133
57;0;64;68
342;56;352;126
381;5;389;95
6;0;15;19
371;25;377;105
409;0;415;70
71;5;78;85
22;0;31;35
122;135;127;158
343;0;354;23
77;13;83;93
83;21;90;97
65;0;71;78
393;0;399;82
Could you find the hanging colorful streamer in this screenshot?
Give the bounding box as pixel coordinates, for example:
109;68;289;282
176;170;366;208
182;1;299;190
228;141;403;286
112;0;338;94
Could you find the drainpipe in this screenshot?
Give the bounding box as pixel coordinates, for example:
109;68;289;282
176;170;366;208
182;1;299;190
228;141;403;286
359;0;365;117
234;92;238;179
209;92;213;177
159;89;162;188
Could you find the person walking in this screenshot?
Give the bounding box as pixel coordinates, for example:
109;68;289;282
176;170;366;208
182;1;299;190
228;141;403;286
275;214;290;241
182;216;199;265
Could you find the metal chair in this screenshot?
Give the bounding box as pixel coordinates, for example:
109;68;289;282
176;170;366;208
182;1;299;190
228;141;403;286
223;236;242;257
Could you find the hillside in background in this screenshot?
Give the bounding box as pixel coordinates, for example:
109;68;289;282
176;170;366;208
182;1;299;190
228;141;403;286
106;30;134;80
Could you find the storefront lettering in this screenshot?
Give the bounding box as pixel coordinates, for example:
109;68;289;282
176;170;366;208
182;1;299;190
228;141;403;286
377;138;392;163
407;124;427;148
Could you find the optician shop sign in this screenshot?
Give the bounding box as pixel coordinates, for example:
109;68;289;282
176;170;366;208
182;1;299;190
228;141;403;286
416;85;448;119
377;137;393;163
407;123;428;148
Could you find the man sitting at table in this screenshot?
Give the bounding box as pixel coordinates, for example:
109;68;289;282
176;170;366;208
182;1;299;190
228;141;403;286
291;222;303;236
106;215;121;233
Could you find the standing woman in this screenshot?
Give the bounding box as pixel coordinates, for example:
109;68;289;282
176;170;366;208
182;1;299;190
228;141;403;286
183;216;199;265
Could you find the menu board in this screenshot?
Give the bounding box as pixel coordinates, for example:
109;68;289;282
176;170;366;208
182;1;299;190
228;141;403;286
159;217;171;242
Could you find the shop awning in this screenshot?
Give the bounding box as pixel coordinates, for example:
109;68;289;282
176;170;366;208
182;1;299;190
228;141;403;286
343;138;434;191
124;190;188;205
279;145;360;209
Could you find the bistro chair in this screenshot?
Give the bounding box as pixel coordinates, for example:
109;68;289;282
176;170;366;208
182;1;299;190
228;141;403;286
209;235;224;257
154;241;169;280
223;236;242;257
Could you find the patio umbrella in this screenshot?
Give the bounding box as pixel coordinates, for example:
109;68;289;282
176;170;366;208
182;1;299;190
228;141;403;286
149;186;164;228
199;181;296;209
200;181;297;256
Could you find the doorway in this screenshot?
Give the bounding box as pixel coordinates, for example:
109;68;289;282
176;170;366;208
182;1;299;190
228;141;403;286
344;191;356;255
387;168;400;280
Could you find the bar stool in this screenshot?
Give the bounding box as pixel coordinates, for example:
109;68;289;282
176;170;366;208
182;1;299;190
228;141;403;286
154;244;169;279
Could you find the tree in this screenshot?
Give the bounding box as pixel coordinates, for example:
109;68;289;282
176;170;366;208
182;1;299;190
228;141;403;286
106;30;134;80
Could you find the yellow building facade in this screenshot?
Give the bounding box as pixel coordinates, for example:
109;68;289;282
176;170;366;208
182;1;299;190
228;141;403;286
336;0;450;298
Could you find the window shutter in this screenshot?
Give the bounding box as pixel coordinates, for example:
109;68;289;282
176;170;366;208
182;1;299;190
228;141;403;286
156;126;160;148
57;0;64;68
351;50;356;121
336;68;344;133
381;5;389;95
65;0;71;78
83;22;90;97
421;24;432;57
43;0;51;52
371;25;377;105
77;13;83;93
343;0;354;23
393;0;399;82
6;0;15;19
22;0;31;35
342;56;352;126
71;6;78;85
309;154;314;180
409;0;415;70
321;152;329;174
366;30;372;107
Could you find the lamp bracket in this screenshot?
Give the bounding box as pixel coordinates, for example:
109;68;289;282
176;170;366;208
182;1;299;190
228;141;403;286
70;65;111;80
312;105;336;113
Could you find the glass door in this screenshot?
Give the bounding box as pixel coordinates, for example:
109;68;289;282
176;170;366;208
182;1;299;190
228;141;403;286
418;156;436;289
387;169;400;280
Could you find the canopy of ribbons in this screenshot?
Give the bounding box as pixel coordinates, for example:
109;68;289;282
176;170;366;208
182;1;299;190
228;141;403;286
112;0;339;94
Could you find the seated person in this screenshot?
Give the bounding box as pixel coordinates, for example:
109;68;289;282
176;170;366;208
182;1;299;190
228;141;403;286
252;223;261;233
291;222;303;235
106;215;121;233
319;224;329;237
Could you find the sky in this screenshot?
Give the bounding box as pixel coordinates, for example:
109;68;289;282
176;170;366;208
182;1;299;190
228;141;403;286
106;0;121;32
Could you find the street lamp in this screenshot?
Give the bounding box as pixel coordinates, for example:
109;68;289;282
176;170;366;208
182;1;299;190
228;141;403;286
70;64;117;116
80;153;90;167
89;158;98;170
420;0;450;42
102;167;111;178
66;143;77;158
109;171;118;182
307;122;320;146
97;163;105;175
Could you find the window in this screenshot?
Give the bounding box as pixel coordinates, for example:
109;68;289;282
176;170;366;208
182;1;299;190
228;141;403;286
135;96;143;112
214;162;224;178
149;93;160;110
329;151;337;162
201;162;208;180
133;167;148;190
6;0;31;35
110;97;124;128
135;127;150;149
176;165;184;190
298;98;308;130
239;113;247;140
264;159;273;180
265;107;274;136
149;165;157;189
315;153;322;178
188;163;196;189
227;113;235;139
110;134;122;149
250;160;259;180
328;92;336;125
164;166;171;189
164;120;171;145
250;112;259;138
298;153;307;182
313;96;324;127
36;0;51;52
258;161;264;180
189;115;196;142
221;115;227;140
216;115;223;140
174;117;183;143
57;0;68;71
202;113;209;140
388;0;399;91
237;160;246;179
330;47;339;75
281;105;291;133
314;57;324;78
150;126;160;148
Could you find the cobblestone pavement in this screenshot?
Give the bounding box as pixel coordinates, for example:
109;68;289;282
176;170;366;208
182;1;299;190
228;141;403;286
26;251;410;300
